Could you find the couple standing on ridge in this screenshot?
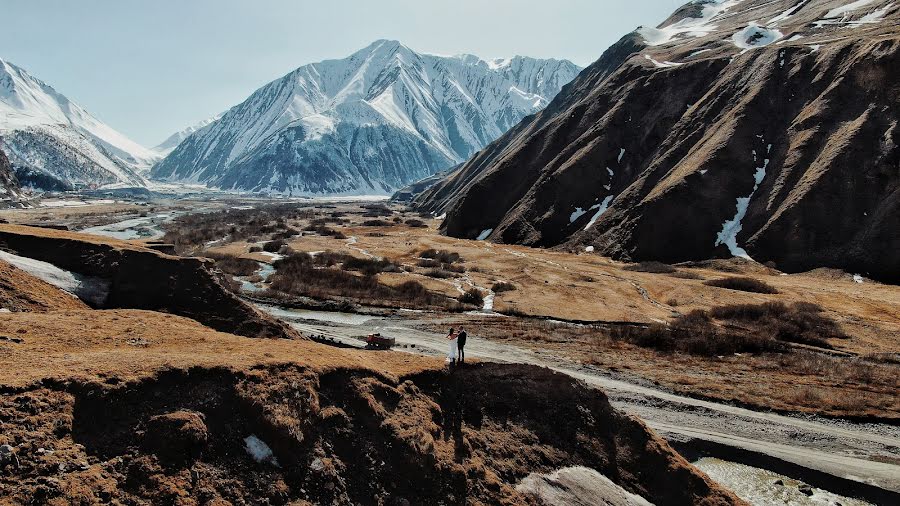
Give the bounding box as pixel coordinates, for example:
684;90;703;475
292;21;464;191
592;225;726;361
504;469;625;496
446;327;467;365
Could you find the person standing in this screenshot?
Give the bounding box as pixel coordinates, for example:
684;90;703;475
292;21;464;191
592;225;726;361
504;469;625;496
446;327;458;365
456;327;467;363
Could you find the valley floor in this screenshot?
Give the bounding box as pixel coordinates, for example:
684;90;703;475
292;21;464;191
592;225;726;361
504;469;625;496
2;194;898;503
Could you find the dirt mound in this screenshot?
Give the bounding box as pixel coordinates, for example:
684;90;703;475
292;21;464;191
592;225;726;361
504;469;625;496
0;363;741;505
0;261;88;312
143;411;209;464
0;224;299;339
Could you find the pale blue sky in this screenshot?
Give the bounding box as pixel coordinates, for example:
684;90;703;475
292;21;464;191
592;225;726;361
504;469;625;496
1;0;685;146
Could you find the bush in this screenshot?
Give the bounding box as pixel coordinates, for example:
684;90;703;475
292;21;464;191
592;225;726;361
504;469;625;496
205;253;260;276
491;281;516;293
417;258;441;268
361;219;393;227
710;301;845;347
458;288;484;307
624;261;676;274
405;219;427;228
263;239;287;253
704;276;779;294
420;249;462;264
342;257;398;275
268;252;456;309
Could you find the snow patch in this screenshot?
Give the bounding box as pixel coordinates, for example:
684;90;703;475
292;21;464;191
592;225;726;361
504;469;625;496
584;195;614;231
244;435;279;466
476;228;493;241
644;55;684;68
0;250;110;306
731;23;783;50
853;274;864;284
715;145;770;259
618;148;626;163
569;208;587;223
585;246;595;253
637;1;744;46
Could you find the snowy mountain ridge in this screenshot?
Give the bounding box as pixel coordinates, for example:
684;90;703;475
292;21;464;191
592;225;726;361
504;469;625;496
151;40;582;195
0;58;158;189
152;115;222;156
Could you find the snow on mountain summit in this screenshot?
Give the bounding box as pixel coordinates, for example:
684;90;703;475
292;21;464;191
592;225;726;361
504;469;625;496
151;40;582;195
0;58;158;189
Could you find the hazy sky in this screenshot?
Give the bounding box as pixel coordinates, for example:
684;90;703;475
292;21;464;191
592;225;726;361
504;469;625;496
1;0;685;146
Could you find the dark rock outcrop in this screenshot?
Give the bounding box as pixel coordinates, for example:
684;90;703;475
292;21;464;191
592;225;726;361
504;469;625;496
0;224;300;339
416;0;900;283
0;147;21;204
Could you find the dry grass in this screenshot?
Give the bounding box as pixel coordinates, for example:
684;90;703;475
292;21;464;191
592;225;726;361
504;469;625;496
442;316;900;419
203;252;259;276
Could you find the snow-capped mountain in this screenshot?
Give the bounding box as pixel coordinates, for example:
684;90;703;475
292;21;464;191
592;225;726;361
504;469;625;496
151;40;582;195
414;0;900;283
152;115;222;156
0;58;158;190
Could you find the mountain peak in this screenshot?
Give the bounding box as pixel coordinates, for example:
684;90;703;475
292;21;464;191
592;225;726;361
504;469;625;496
151;44;583;196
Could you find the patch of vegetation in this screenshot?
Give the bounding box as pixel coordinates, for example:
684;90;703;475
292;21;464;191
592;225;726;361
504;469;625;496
204;253;259;277
458;288;484;307
342;257;399;275
420;249;462;264
709;302;845;347
423;269;456;279
161;204;314;253
704;276;779;294
405;219;427;228
608;300;845;355
269;253;459;309
491;282;516;293
263;239;287;253
669;271;703;280
302;224;347;239
361;219;393;227
624;261;676;274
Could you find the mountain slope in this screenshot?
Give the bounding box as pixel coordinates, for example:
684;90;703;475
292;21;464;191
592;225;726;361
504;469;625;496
416;0;900;283
0;58;156;189
151;40;582;195
0;146;21;204
152;115;221;156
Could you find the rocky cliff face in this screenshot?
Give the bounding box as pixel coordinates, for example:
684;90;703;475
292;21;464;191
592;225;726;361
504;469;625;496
416;0;900;283
0;146;20;204
151;40;581;195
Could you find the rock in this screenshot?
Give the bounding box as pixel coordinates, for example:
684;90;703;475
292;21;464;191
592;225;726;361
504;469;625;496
773;479;784;486
143;410;208;464
798;483;814;496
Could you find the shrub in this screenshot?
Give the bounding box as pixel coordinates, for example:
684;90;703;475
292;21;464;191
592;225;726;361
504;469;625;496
249;246;263;253
405;219;427;228
420;249;462;264
704;276;779;294
361;219;393;227
342;257;398;275
205;253;259;276
624;261;676;274
417;258;441;268
263;239;287;253
458;288;484;307
709;301;845;347
491;281;516;292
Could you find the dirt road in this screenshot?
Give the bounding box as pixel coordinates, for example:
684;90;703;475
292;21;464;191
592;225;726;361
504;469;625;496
261;306;900;497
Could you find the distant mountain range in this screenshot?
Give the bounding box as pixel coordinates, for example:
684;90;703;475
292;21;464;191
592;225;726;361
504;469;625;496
412;0;900;282
152;115;222;157
0;59;159;190
151;40;582;195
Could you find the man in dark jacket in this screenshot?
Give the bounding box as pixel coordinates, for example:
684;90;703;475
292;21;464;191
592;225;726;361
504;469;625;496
456;327;467;363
